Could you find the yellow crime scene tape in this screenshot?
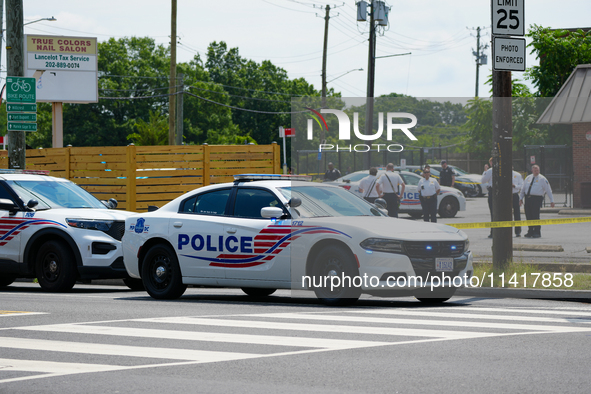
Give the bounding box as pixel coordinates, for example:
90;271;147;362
448;217;591;230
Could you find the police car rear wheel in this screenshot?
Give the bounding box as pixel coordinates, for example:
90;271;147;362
142;244;187;300
241;288;277;297
438;196;459;218
311;246;361;306
35;240;77;292
0;275;16;287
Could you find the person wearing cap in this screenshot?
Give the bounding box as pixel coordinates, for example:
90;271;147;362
418;168;440;222
439;160;455;188
376;163;405;218
358;167;379;203
519;165;554;238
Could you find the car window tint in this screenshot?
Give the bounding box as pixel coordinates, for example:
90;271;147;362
181;189;231;216
234;188;281;219
0;184;14;201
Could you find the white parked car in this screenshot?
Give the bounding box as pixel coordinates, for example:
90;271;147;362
328;170;466;219
0;170;139;291
122;174;473;305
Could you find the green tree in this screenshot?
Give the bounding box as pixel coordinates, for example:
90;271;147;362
525;25;591;97
127;110;168;145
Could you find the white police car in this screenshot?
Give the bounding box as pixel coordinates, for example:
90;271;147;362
328;170;466;219
122;174;473;305
0;170;139;291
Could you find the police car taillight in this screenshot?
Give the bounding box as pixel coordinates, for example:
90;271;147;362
234;174;312;182
0;169;50;175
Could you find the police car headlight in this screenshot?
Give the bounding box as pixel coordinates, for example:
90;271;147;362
360;238;404;254
67;218;113;231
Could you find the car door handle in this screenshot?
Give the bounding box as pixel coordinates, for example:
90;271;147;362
226;228;237;234
173;222;183;228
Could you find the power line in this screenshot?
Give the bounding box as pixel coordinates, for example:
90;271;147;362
184;91;309;114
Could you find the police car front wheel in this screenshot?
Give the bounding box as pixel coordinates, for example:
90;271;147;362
438;196;459;218
35;240;77;292
311;245;361;306
141;244;187;300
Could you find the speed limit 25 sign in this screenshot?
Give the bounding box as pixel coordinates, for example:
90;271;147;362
492;0;524;36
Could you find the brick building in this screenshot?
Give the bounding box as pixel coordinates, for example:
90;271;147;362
538;64;591;208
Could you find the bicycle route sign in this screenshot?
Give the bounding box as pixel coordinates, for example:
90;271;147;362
6;77;36;104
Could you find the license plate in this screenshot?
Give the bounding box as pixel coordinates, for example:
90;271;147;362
436;258;453;272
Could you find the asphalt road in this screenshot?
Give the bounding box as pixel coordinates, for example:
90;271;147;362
1;283;591;393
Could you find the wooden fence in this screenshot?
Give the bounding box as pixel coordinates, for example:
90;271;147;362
0;143;281;212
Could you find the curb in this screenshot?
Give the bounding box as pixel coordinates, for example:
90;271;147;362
456;286;591;300
559;210;591;215
473;261;591;273
513;244;564;252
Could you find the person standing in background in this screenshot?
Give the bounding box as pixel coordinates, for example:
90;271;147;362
481;158;494;238
512;168;524;237
418;169;440;222
376;163;405;218
519;165;554;238
358;167;379;203
324;162;341;181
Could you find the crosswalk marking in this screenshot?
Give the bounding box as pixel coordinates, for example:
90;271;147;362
243;312;591;333
0;311;46;317
19;324;393;350
344;309;591;324
2;306;591;384
135;316;498;339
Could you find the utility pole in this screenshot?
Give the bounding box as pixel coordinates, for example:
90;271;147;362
471;26;489;97
321;4;330;109
0;0;4;87
6;0;26;169
491;71;513;270
168;0;177;145
363;3;376;169
175;73;184;145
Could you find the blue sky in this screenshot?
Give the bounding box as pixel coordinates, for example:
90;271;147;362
4;0;591;99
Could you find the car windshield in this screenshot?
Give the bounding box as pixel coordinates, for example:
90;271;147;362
337;172;368;183
278;185;385;218
7;179;107;210
451;166;468;175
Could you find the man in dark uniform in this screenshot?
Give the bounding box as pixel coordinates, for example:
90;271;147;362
439;160;455;187
324;162;341;181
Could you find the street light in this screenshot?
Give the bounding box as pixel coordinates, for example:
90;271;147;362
24;16;57;26
327;68;363;83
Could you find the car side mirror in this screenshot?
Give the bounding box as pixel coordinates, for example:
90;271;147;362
26;199;39;210
344;179;350;183
288;197;302;208
261;207;284;219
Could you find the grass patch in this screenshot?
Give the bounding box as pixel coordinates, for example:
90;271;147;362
472;261;591;290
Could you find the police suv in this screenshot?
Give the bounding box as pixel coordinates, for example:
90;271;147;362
122;174;473;305
0;170;139;291
327;170;466;219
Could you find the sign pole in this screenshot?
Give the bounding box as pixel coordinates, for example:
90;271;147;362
52;102;64;148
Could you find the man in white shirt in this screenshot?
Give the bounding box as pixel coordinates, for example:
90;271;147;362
376;163;405;218
481;158;493;238
519;165;555;238
417;169;440;222
358;167;379;203
512;168;524;237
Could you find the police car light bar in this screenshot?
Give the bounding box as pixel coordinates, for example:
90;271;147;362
0;169;50;175
234;174;312;182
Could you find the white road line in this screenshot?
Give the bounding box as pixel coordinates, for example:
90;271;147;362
136;316;498;339
0;336;260;363
0;358;125;374
245;312;591;333
344;309;591;324
18;324;392;350
425;306;591;317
